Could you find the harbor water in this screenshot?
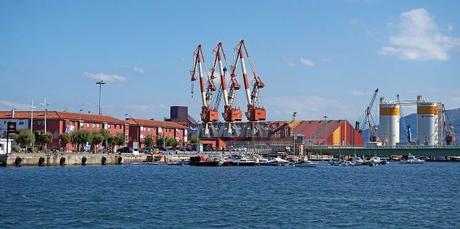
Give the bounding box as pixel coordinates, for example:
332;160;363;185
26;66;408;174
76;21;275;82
1;162;459;228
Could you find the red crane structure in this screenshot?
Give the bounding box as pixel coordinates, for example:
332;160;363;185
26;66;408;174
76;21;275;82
190;44;218;136
441;104;456;145
232;40;266;136
210;42;243;135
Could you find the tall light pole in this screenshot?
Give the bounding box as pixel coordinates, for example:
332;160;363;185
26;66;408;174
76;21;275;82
40;97;49;152
30;100;36;150
323;115;328;146
96;80;106;115
29;100;36;132
40;97;49;133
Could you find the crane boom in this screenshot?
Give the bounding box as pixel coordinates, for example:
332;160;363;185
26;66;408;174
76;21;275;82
441;104;456;145
233;40;266;121
211;42;229;107
213;42;243;122
234;41;252;105
356;88;379;142
190;44;218;123
190;45;208;107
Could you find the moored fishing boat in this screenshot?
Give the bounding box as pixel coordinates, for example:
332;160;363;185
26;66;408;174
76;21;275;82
189;156;220;166
400;154;425;164
294;156;317;167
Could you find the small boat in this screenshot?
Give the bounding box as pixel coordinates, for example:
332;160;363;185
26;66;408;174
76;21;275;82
400;154;425;164
364;156;388;166
231;155;257;166
351;156;364;166
253;154;269;165
329;159;353;166
448;156;460;161
167;161;184;166
294;156;317;167
266;156;290;166
189;156;220;166
218;157;233;166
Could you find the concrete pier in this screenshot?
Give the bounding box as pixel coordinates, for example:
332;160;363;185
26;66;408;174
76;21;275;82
0;152;150;167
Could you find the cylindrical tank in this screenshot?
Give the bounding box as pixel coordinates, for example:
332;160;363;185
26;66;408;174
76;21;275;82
416;101;439;146
379;101;400;146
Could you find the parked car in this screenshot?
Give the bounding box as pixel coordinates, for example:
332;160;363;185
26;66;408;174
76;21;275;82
117;147;133;153
141;147;154;153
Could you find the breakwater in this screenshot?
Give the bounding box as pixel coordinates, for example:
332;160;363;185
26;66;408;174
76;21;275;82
0;153;150;167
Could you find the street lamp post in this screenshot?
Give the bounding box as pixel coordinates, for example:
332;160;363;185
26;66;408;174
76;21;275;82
30;100;36;150
40;97;49;152
30;100;36;132
323;115;328;146
96;80;106;115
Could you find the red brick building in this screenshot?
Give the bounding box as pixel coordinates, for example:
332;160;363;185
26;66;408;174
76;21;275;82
125;118;187;148
0;111;128;151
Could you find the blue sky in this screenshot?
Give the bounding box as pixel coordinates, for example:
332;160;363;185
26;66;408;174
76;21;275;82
1;0;459;122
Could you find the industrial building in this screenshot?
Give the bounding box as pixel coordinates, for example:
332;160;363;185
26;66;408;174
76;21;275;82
269;120;364;146
378;95;455;147
379;98;400;146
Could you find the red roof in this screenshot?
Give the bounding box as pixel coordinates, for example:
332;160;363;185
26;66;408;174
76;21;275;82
0;111;125;124
271;119;348;140
125;118;186;129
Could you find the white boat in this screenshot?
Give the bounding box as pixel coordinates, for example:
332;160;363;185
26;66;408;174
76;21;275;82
329;159;353;166
400;154;425;164
369;156;382;164
294;156;317;167
267;156;290;166
253;154;269;165
231;155;257;166
351;156;364;166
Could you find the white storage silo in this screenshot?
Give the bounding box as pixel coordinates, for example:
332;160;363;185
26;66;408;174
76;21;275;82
416;99;439;146
379;100;400;146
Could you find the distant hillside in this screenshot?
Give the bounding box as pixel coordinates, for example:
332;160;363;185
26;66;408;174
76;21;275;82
361;108;460;144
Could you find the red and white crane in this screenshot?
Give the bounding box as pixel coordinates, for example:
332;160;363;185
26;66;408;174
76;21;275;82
211;42;243;127
190;44;218;135
233;40;266;123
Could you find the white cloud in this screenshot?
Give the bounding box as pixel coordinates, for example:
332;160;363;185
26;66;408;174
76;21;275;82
283;58;296;67
83;72;126;82
299;57;315;67
378;8;460;61
0;100;31;110
132;66;144;74
448;24;454;32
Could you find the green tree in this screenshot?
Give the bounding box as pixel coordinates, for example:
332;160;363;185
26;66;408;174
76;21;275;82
99;129;109;147
36;132;53;147
71;130;91;152
157;136;166;147
91;133;103;153
166;137;178;147
144;135;154;147
115;133;126;147
190;136;200;144
59;133;71;148
107;134;117;152
15;129;35;151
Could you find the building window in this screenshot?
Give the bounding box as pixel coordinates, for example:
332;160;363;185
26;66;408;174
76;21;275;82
140;126;144;131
